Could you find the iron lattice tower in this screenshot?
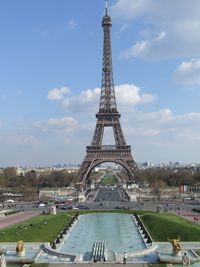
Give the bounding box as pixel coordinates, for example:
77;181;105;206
77;1;139;185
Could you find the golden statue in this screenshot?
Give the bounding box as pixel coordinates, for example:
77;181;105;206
16;240;25;256
168;238;182;255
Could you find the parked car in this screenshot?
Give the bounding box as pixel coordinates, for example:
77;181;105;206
38;203;46;207
76;204;89;210
60;205;73;210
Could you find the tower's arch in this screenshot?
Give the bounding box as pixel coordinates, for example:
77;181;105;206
82;159;134;185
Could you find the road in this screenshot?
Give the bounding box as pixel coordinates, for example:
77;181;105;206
0;186;199;229
82;186;137;210
82;186;200;217
95;187;122;201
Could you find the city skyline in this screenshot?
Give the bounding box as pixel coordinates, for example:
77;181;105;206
1;0;200;167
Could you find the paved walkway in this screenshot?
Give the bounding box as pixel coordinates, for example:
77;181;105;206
0;210;41;229
174;210;200;223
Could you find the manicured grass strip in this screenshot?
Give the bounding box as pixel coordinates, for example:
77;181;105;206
0;213;72;242
101;175;118;185
195;250;200;256
140;213;200;241
148;264;167;267
30;264;48;267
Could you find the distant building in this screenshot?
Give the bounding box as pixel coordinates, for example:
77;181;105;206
39;187;76;200
189;184;200;194
180;185;189;193
140;162;152;169
94;166;108;172
180;184;200;194
16;167;26;176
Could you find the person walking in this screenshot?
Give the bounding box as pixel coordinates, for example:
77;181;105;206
123;251;127;264
182;252;190;266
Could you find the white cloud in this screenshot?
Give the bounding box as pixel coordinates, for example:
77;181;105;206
16;89;22;96
32;116;79;138
67;19;77;30
62;87;101;114
115;84;156;105
61;84;156;114
41;107;200;163
174;58;200;87
124;109;200;142
47;116;77;130
111;0;200;59
47;87;70;100
64;138;71;144
135;108;172;124
4;107;200;165
120;32;166;59
0;134;38;145
110;0;151;20
111;0;200;22
0;94;7;100
119;23;129;33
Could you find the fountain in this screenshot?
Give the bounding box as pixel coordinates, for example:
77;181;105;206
158;238;200;265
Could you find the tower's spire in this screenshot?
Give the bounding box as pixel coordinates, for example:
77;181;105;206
100;0;117;113
105;0;108;15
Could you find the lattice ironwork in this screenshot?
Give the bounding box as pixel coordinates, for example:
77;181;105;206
77;1;139;185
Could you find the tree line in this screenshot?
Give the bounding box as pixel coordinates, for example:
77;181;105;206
141;167;200;187
0;167;75;189
0;166;200;192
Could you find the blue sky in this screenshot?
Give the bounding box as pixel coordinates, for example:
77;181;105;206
1;0;200;167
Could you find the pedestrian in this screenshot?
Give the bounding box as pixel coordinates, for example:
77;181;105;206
123;251;127;264
182;252;190;266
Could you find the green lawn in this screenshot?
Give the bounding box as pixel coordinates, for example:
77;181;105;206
140;212;200;241
30;264;48;267
0;213;72;242
100;175;118;185
148;265;167;267
195;250;200;256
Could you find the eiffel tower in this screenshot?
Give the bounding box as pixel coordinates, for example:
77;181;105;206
77;1;139;185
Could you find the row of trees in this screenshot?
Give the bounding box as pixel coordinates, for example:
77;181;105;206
1;166;200;192
0;167;75;191
141;167;200;187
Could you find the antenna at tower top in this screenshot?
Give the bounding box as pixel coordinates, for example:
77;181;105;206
105;0;108;15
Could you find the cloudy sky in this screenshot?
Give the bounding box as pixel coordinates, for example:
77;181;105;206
1;0;200;167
